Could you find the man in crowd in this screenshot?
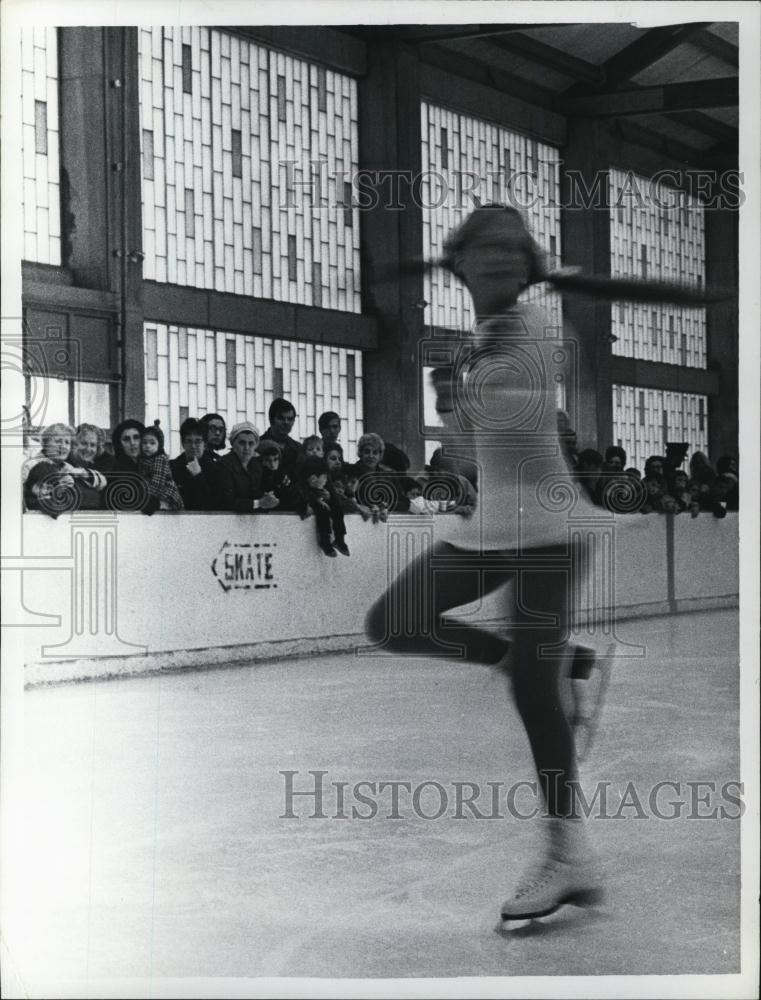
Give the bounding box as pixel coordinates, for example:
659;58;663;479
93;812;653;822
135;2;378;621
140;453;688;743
260;398;301;478
200;413;228;463
318;411;342;451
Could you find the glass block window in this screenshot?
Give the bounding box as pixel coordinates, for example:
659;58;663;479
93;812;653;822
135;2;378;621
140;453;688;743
138;27;360;312
612;383;708;472
421;102;563;333
20;27;61;264
143;322;363;457
609;169;706;368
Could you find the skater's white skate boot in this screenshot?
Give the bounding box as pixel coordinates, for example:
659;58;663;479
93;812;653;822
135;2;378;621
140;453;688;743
500;819;604;922
500;854;604;921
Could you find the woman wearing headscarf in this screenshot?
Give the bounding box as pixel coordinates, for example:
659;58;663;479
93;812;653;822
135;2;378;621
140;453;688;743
219;421;278;513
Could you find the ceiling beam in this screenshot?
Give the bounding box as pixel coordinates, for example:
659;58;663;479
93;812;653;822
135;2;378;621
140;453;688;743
478;32;605;85
614;118;734;168
690;27;739;67
340;24;570;45
565;22;712;94
419;42;558;110
668;109;738;145
560;77;738;117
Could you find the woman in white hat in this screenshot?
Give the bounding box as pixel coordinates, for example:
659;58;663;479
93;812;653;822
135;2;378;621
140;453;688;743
220;422;279;512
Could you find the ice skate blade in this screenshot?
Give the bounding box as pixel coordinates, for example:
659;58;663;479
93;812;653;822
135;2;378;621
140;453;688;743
500;885;605;922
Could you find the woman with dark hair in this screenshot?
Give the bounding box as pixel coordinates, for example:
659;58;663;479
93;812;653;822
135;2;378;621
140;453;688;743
365;205;620;922
106;418;154;512
689;451;717;511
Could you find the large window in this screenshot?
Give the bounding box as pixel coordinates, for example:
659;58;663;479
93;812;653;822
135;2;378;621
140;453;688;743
609;168;706;368
612;383;708;471
420;102;563;334
20;27;61;265
144;322;363;457
138;28;360;312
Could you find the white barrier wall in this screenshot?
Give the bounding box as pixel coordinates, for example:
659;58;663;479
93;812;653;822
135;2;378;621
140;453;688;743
16;512;737;684
672;513;739;602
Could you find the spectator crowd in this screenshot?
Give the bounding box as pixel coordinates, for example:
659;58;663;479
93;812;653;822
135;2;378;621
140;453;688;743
557;412;739;519
22;397;739;558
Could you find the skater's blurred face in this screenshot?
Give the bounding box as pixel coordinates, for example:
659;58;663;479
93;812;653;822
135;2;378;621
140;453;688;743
182;432;205;461
119;428;141;461
453;213;531;317
232;431;258;466
358;442;383;470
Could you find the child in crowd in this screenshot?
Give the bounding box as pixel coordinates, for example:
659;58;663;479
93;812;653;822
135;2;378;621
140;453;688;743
427;448;479;514
325;443;372;522
294;434;324;482
302;435;324;458
708;473;739;517
397;476;451;514
670;469;700;517
296;456;349;557
256;439;298;511
139;422;184;511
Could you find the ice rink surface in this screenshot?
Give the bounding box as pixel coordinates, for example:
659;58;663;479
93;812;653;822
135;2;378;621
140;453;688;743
10;608;740;990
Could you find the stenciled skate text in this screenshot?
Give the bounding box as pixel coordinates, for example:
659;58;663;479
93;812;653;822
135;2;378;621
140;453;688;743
212;541;277;592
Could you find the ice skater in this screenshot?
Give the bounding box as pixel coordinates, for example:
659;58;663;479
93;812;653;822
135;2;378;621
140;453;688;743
365;203;724;923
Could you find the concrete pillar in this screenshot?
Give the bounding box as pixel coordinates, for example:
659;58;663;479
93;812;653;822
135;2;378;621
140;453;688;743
559;119;613;454
358;42;425;469
705;202;739;461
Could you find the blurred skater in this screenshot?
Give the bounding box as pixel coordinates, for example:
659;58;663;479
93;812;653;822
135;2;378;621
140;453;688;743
366;205;608;921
